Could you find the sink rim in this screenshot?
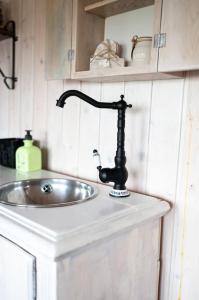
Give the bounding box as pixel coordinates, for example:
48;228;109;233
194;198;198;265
0;178;98;208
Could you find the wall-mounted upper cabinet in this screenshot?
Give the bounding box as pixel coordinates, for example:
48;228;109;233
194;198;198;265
46;0;198;82
46;0;72;80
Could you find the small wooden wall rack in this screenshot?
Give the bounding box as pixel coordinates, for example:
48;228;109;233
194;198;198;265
0;21;17;90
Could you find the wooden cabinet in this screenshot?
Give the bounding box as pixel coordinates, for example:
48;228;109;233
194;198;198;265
46;0;199;81
46;0;199;82
0;220;161;300
0;236;36;300
158;0;199;72
0;168;170;300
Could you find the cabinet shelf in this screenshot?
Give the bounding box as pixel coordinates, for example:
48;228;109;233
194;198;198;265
84;0;154;18
72;66;184;82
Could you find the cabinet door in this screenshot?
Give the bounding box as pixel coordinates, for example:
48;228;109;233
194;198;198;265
46;0;72;79
0;236;36;300
158;0;199;72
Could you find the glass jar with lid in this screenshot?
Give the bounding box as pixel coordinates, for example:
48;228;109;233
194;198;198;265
131;35;152;65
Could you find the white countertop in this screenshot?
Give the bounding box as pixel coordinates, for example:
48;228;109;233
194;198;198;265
0;166;170;259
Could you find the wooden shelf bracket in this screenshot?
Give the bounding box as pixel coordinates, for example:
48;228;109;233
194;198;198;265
0;21;17;90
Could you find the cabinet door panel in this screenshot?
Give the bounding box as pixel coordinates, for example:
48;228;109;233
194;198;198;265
158;0;199;72
0;236;36;300
46;0;72;79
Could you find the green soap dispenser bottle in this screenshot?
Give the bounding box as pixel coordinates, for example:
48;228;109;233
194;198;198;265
16;130;42;172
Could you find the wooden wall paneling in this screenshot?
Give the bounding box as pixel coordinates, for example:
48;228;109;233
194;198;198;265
179;72;199;300
0;0;11;137
46;80;64;172
7;0;22;137
158;0;199;72
32;0;48;167
99;82;124;183
61;80;81;177
46;0;72;80
165;72;189;300
146;79;184;300
19;0;35;135
124;81;152;192
77;81;101;181
146;79;184;197
173;71;199;300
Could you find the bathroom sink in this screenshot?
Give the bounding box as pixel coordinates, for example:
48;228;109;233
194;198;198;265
0;178;97;207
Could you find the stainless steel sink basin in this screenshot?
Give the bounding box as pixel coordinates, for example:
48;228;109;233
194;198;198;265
0;178;97;207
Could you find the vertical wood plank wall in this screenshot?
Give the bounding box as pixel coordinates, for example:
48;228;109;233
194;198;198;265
0;1;198;299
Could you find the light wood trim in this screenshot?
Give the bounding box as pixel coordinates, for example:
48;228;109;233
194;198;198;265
84;0;154;17
85;0;117;14
72;67;184;82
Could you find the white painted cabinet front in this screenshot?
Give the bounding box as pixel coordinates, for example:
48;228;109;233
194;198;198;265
0;219;161;300
56;219;161;300
0;235;36;300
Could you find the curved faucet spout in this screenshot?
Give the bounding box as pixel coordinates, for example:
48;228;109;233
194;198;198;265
56;90;119;109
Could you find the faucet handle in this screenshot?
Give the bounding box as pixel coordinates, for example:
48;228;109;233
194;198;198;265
93;149;102;170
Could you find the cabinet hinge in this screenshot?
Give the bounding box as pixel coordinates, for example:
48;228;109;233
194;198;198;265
68;49;75;61
153;33;166;48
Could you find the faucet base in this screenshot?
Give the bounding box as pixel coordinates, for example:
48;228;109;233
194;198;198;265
109;189;130;198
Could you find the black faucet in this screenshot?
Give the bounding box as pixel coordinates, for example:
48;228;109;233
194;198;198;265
56;90;132;197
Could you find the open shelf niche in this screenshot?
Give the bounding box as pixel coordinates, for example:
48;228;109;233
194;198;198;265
71;0;183;82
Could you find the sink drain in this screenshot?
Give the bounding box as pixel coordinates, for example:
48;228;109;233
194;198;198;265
41;184;53;194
